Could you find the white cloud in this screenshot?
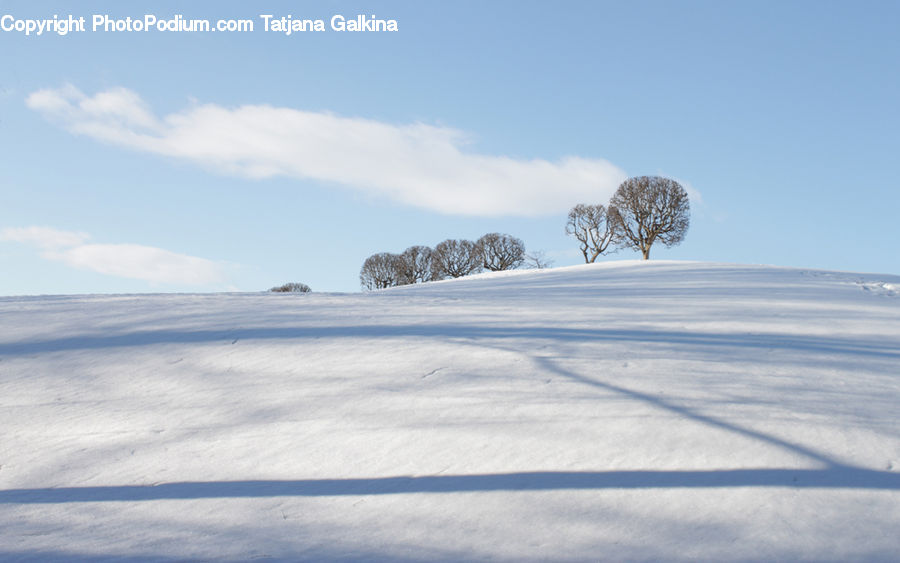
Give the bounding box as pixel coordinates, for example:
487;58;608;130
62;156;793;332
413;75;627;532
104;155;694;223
26;85;629;216
0;225;90;249
1;226;226;285
55;244;224;285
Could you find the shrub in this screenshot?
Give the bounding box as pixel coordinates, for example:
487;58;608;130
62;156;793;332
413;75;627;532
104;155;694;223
269;282;311;293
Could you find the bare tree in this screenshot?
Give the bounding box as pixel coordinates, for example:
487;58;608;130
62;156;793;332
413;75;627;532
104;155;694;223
269;282;311;293
565;203;616;263
524;250;554;270
432;239;482;279
477;232;525;271
398;245;434;284
608;176;690;260
360;252;403;290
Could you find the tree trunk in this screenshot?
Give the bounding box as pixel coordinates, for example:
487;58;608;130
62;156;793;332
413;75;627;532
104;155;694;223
642;247;650;260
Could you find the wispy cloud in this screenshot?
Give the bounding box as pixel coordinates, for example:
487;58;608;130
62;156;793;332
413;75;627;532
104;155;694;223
0;225;91;249
0;226;227;285
26;85;628;216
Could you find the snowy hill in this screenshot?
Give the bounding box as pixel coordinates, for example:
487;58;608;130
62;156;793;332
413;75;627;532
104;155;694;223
1;261;898;561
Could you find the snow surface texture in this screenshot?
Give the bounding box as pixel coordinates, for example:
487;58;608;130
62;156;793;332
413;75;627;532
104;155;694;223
1;261;898;561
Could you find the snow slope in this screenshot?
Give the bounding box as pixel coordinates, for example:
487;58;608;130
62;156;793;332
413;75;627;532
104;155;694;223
1;261;898;561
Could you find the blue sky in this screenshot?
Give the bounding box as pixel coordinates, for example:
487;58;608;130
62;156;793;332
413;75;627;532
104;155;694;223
2;0;898;294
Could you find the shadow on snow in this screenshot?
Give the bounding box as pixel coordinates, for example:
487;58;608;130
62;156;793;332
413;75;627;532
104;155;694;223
1;324;898;360
2;467;899;504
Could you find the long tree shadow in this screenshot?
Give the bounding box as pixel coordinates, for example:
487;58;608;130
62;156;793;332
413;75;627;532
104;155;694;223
6;356;896;504
532;355;842;466
2;467;899;504
2;324;898;360
4;319;897;505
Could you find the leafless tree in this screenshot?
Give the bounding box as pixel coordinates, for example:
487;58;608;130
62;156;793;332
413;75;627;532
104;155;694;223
360;252;403;290
565;203;616;263
269;282;311;293
524;250;554;270
432;239;482;279
398;245;434;284
477;232;525;271
608;176;690;260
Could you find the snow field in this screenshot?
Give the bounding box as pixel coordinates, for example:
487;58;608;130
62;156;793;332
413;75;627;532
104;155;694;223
1;261;898;560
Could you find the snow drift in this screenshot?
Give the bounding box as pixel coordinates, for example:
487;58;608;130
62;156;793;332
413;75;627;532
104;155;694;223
1;261;898;561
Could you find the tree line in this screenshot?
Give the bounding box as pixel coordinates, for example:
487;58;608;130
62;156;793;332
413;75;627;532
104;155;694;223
360;232;535;291
273;175;690;292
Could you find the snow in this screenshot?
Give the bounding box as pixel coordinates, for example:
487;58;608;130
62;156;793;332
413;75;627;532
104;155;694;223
1;261;898;561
